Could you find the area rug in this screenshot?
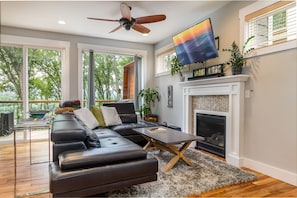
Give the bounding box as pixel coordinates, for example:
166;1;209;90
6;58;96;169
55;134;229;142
108;149;258;197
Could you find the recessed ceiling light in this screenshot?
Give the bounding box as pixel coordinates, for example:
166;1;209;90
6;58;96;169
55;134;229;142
58;20;66;25
142;33;149;37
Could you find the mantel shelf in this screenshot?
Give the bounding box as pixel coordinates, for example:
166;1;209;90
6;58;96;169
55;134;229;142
179;75;250;86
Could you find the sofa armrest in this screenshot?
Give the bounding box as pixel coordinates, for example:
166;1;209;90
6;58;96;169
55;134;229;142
53;142;87;162
51;120;87;142
58;145;147;170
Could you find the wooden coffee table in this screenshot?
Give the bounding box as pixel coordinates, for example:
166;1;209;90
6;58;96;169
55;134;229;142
133;127;204;172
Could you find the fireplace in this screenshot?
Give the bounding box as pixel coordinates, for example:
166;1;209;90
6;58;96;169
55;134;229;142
182;75;249;167
196;113;226;158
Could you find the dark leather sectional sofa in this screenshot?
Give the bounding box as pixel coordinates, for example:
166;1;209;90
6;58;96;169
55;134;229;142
49;102;159;197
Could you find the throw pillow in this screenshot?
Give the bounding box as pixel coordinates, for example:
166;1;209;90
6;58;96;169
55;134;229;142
100;106;122;126
73;107;99;129
90;105;106;127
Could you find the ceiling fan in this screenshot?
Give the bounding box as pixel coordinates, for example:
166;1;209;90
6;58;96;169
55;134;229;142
87;2;166;35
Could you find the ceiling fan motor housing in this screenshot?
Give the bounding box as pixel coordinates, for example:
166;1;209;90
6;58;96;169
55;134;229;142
120;17;136;30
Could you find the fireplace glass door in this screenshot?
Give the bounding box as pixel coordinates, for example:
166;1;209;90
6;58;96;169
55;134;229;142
196;113;226;158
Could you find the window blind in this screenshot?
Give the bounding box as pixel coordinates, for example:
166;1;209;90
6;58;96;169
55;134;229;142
246;1;296;49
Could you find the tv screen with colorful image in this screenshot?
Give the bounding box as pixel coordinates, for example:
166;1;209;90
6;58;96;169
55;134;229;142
173;18;218;66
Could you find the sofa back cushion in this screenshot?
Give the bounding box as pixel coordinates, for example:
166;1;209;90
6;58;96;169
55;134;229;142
103;102;137;123
74;107;99;129
90;105;106;127
100;106;122;126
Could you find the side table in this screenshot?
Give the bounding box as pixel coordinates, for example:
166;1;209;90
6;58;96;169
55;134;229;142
15;119;51;165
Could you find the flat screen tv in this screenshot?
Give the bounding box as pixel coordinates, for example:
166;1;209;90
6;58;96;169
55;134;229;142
173;18;218;66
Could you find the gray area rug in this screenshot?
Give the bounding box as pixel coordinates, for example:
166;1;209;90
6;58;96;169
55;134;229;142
109;148;258;197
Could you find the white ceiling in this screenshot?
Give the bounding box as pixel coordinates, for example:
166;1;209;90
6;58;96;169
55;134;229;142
1;1;231;44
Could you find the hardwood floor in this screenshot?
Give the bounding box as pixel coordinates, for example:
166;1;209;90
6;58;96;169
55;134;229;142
0;139;296;198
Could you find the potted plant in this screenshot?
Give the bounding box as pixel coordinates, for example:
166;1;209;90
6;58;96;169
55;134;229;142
170;55;185;81
138;88;160;121
223;36;255;75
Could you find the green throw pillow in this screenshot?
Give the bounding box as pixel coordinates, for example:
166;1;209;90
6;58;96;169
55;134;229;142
91;105;106;127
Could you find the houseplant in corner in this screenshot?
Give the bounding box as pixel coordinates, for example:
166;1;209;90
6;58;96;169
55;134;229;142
171;55;185;81
223;36;255;75
138;88;160;122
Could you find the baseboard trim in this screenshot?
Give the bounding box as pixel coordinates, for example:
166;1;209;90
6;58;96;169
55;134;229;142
226;153;244;167
244;157;297;186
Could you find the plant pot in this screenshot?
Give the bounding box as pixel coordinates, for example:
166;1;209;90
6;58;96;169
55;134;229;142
180;76;185;82
144;114;158;123
231;67;243;75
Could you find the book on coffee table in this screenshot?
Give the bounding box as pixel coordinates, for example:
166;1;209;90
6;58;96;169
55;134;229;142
147;127;167;133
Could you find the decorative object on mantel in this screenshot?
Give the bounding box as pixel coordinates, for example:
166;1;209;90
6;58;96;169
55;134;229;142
188;64;224;81
223;36;255;75
170;55;185;82
138;88;160;121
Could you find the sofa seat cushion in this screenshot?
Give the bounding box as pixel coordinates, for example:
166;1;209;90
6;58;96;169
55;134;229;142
51;120;87;142
109;121;158;137
99;136;134;148
50;158;158;195
93;128;121;139
58;144;146;170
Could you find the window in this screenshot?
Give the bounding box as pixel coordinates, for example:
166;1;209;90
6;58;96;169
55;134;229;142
155;44;176;76
0;35;70;120
0;45;62;121
82;50;134;106
77;43;147;109
240;1;297;55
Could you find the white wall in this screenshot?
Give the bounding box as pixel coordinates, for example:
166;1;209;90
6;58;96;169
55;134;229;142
154;1;297;185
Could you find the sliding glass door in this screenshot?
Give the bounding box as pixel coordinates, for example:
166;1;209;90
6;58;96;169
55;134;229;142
82;50;134;106
0;45;62;121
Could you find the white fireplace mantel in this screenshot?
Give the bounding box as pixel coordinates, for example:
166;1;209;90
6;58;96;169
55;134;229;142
180;75;249;167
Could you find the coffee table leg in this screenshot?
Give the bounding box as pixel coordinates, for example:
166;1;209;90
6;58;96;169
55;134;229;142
142;136;154;150
163;141;192;172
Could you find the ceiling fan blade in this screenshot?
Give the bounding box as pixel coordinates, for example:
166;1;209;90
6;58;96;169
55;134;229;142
87;17;119;22
109;25;122;33
132;24;150;34
135;15;166;24
120;2;131;20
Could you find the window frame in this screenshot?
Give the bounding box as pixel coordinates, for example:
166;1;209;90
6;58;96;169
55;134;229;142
77;43;147;107
155;43;175;77
239;0;297;57
0;34;70;118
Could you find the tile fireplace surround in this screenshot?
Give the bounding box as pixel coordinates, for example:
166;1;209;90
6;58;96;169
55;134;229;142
180;75;249;167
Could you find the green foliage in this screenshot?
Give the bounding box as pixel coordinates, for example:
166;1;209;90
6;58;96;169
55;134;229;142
0;46;23;99
170;55;184;77
138;88;160;116
0;46;62;101
83;52;133;101
28;48;61;100
223;36;255;68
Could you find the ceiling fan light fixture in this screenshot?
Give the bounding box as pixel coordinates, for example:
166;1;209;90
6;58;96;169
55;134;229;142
58;20;66;25
87;3;166;35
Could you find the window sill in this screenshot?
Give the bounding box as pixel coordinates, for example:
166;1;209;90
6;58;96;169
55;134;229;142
253;40;297;57
155;71;171;77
